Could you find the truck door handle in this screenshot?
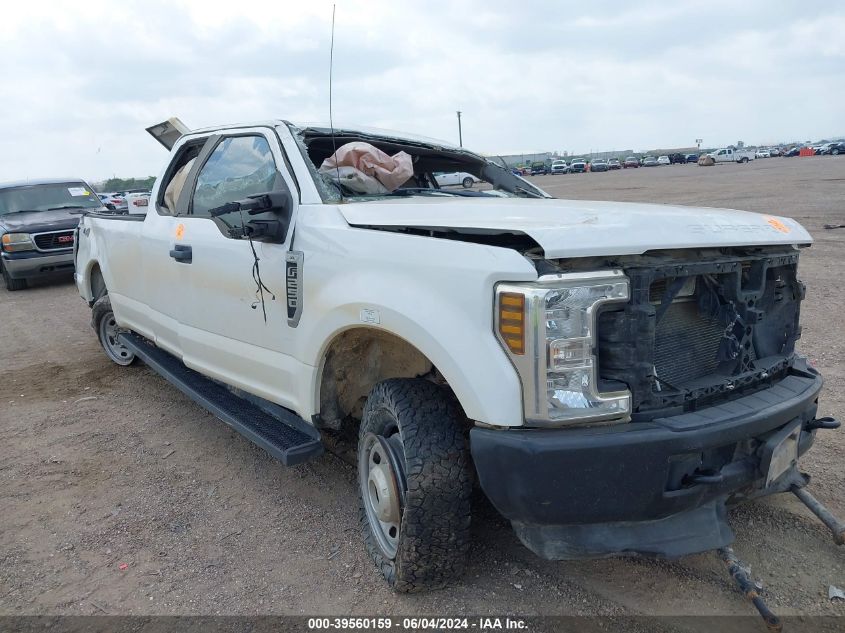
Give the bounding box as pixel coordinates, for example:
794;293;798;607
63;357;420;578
169;244;192;263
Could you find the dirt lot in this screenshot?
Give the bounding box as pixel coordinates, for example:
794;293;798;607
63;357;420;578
2;156;844;624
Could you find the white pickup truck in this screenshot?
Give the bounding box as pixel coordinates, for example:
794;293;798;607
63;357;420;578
709;147;756;163
74;118;840;593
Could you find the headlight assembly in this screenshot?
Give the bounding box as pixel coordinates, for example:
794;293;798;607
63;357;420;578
496;271;631;426
1;233;35;253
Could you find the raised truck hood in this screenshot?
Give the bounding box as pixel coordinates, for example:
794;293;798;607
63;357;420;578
339;197;812;258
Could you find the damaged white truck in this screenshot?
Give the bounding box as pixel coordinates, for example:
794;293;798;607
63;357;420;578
74;119;842;598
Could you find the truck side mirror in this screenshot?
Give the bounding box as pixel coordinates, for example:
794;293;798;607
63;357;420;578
209;190;294;243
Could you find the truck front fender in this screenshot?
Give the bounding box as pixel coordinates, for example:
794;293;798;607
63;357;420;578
293;213;538;427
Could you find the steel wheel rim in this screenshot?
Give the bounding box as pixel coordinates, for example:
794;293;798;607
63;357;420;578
99;312;134;365
359;430;406;560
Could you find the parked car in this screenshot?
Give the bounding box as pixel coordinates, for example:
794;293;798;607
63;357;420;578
685;154;699;163
769;147;782;157
784;147;802;157
623;156;639;168
816;142;844;155
755;149;771;158
828;142;845;155
125;191;152;213
75;116;829;594
642;156;659;167
434;172;480;188
568;158;587;173
657;155;670;166
529;161;549;176
550;160;569;175
1;178;104;290
590;159;608;172
708;147;755;163
607;158;621;170
98;192;127;211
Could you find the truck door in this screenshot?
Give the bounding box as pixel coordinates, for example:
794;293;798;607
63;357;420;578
173;129;303;410
132;135;213;357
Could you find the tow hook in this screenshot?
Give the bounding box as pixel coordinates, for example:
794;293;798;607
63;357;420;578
717;546;782;632
806;416;840;431
791;478;845;546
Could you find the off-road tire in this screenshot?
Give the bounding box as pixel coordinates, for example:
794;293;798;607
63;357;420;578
1;262;27;291
358;378;472;592
92;294;136;366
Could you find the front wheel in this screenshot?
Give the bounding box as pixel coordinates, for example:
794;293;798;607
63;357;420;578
461;177;474;189
358;378;472;592
1;262;27;291
92;295;136;366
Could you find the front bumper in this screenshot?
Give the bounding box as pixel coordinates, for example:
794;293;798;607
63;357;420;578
1;250;75;279
471;366;824;560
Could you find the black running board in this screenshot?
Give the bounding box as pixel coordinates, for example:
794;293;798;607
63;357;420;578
119;332;323;466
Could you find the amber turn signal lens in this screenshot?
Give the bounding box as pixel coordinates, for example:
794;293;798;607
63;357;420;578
499;292;525;355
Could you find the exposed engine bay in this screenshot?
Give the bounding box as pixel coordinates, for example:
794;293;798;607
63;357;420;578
546;246;806;419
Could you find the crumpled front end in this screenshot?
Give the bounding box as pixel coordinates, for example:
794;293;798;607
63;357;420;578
471;360;823;559
473;246;832;560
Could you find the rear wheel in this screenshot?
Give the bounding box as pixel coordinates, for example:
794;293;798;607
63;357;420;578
740;157;749;163
358;378;472;592
92;295;136;366
833;148;841;155
462;177;474;188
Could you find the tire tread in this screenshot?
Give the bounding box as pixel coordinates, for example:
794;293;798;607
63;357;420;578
358;378;472;593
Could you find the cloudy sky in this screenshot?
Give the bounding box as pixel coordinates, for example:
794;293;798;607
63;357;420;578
1;0;842;181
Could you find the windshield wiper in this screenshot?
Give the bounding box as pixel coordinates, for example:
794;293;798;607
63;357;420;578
47;205;88;211
2;209;44;215
379;188;494;198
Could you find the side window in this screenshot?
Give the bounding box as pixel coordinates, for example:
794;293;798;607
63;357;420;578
156;138;207;216
191;135;278;219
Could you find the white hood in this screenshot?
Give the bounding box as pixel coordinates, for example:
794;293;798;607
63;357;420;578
339;197;812;258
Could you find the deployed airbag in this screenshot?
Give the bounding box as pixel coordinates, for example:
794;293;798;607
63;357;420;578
319;142;413;193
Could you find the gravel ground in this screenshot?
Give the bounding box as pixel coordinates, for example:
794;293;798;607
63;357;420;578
1;156;844;624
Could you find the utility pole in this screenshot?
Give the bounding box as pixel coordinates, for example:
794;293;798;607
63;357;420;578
456;111;463;147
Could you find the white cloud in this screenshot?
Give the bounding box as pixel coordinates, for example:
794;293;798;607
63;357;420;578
0;0;842;181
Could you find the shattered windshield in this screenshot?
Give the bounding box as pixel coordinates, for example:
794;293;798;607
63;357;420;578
286;123;550;203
